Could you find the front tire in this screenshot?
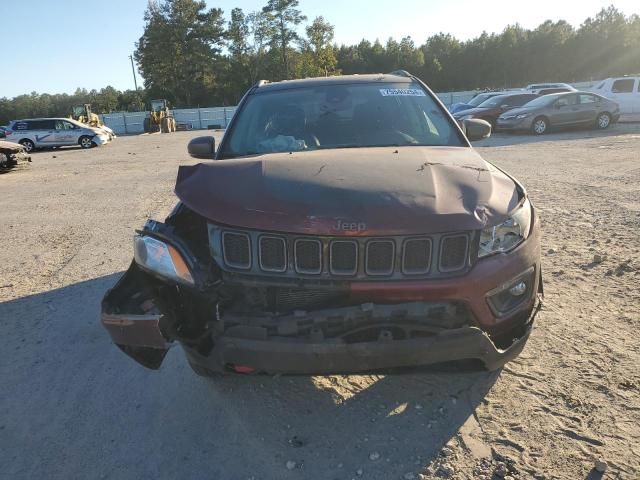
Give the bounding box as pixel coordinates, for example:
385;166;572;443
596;112;611;130
531;117;549;135
79;136;94;149
19;139;35;152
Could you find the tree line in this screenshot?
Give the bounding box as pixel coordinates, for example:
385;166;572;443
1;1;639;125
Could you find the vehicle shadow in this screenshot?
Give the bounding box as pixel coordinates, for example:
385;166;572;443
1;273;499;480
476;122;640;148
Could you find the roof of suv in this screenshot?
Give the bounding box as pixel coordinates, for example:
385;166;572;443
254;73;414;93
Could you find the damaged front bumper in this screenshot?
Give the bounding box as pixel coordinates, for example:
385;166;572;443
182;311;537;374
102;262;540;374
101;210;542;375
0;148;31;170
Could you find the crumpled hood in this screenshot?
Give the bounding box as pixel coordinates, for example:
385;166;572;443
174;147;521;236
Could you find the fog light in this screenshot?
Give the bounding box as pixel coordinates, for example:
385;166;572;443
486;267;535;317
509;281;527;296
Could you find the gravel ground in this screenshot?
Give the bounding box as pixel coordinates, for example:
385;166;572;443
1;126;639;479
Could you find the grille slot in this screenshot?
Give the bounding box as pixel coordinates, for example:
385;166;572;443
211;225;472;279
439;235;469;272
402;238;432;274
366;240;395;275
294;239;322;274
222;231;251;269
259;236;286;272
330;240;358;275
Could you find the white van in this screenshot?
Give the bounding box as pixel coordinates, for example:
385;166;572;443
592;77;640;117
5;118;111;152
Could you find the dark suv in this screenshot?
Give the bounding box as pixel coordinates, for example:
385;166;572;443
453;92;540;127
102;72;542;376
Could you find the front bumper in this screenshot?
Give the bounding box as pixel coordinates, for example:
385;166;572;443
496;116;533;131
0;151;31;169
92;134;109;146
102;211;541;374
182;306;537;374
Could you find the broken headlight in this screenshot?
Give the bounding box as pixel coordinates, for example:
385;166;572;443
479;198;532;258
133;235;194;285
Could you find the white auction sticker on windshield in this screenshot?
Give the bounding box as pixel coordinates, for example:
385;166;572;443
380;88;426;97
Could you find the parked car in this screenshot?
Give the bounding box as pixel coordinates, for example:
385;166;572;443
4;118;111;152
101;72;542;376
453;92;539;127
591;76;640;116
0;126;7;139
525;83;577;95
0;140;31;171
448;91;510;114
497;92;620;135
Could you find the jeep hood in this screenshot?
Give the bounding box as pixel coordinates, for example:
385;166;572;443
174;147;521;236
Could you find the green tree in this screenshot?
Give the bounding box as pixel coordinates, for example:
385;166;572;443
134;0;225;106
223;8;254;103
247;10;276;82
262;0;307;79
298;16;338;77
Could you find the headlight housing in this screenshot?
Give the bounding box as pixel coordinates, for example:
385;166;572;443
479;198;532;258
133;235;194;285
516;113;531;119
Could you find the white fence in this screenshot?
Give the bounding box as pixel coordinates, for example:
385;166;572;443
100;106;237;135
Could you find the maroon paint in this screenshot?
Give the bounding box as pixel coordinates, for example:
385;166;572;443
174;146;520;236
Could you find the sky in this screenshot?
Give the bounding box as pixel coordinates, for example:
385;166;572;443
2;0;639;98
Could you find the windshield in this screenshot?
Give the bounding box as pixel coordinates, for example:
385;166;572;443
468;93;497;107
222;82;464;157
477;94;513;108
521;95;557;108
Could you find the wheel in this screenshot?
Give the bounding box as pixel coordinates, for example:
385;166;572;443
531;116;549;135
160;117;170;133
596;112;611;130
19;139;35;152
78;136;93;149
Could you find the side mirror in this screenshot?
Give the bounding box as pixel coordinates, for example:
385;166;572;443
463;118;491;142
187;136;215;159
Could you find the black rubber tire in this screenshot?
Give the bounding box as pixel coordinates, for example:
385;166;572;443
19;139;35;152
531;116;549;135
78;136;93;149
595;112;611;130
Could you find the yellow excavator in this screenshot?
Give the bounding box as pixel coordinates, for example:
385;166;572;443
70;104;116;140
144;99;176;133
70;104;102;127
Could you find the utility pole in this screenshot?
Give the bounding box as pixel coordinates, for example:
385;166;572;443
129;55;138;91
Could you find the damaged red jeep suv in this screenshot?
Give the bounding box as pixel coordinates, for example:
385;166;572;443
102;72;542;376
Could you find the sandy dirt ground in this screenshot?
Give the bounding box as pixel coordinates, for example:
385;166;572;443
1;125;639;480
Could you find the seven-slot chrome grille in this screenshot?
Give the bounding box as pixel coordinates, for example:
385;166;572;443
210;225;474;280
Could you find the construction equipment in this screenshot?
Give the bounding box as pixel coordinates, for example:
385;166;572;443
144;99;176;133
70;104;102;128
